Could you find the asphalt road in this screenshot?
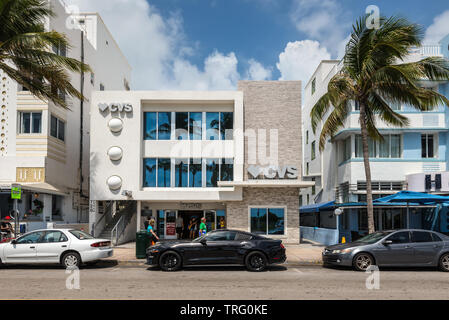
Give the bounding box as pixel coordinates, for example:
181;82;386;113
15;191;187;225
0;263;448;300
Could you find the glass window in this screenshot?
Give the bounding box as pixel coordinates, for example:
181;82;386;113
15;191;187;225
175;159;188;188
69;230;94;240
343;137;351;162
306;131;309;144
144;112;157;140
175;112;188;140
412;231;433;243
216;210;226;229
19;112;42;134
157;158;171;187
206;112;220;140
205;231;237;241
189;112;202;140
250;208;267;234
58;120;65;141
50;116;58;138
221;158;233;182
387;231;411;244
432;233;443;242
355;135;376;158
158;112;171;140
378;136;390;158
17;231;45;244
268;208;285;235
311;141;316;160
311;78;316;95
422;134;435;158
143;158;157;187
390;135;401;158
206;158;219;187
220;112;233;140
43;231;67;243
189;158;202;187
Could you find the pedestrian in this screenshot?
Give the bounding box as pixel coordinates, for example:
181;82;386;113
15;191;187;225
190;218;198;239
147;218;159;245
176;215;184;239
144;216;150;231
219;217;226;229
199;217;207;237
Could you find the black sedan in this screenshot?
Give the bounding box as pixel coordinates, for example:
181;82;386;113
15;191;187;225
322;229;449;271
146;229;286;271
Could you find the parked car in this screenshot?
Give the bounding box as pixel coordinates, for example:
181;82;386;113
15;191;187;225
146;229;286;272
0;229;113;268
322;229;449;272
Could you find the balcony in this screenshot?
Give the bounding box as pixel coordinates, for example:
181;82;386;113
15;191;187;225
410;45;442;57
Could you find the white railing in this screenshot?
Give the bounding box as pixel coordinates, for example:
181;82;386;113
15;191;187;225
410;45;442;57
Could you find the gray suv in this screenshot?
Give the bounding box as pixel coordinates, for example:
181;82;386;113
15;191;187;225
322;229;449;272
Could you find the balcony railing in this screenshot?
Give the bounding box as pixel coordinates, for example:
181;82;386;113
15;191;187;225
410;45;442;57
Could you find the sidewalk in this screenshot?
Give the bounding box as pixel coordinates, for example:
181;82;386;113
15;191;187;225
105;241;325;267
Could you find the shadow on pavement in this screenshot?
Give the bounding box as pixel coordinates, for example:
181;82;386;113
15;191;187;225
146;265;288;272
0;260;118;270
323;264;439;272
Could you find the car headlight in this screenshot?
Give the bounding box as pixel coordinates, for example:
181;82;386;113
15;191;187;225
332;248;353;254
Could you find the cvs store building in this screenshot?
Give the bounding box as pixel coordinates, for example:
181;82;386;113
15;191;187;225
89;81;313;244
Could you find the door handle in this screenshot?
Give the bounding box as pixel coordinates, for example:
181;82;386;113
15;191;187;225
30;246;35;249
61;245;67;248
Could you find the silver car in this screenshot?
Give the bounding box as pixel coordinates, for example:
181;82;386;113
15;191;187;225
322;229;449;272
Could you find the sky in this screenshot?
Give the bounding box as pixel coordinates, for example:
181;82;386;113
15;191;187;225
66;0;449;90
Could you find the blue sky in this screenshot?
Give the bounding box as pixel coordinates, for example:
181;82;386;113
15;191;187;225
69;0;449;90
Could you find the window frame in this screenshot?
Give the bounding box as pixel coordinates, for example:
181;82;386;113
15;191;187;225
50;114;65;142
18;111;42;134
311;141;316;160
421;134;437;159
248;206;286;236
355;134;402;159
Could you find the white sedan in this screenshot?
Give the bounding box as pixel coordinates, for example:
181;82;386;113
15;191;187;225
0;229;113;268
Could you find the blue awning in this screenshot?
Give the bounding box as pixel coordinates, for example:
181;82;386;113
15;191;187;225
374;191;449;205
300;201;335;213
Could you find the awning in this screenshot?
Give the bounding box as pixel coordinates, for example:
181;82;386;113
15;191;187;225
374;191;449;205
0;182;68;196
300;201;335;213
336;202;435;209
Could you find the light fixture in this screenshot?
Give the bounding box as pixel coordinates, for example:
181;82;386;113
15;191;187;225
108;118;123;133
107;175;122;190
107;146;123;161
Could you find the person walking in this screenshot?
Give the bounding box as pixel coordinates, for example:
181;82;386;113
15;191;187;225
176;215;184;239
190;218;198;239
199;217;207;237
147;218;159;245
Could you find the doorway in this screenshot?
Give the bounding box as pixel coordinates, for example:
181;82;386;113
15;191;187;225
178;211;203;239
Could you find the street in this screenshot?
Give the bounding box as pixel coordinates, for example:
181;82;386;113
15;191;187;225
0;263;448;300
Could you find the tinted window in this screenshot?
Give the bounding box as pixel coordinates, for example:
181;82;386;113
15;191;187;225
175;159;188;188
235;232;252;241
221;158;233;182
387;231;410;244
43;231;68;243
143;158;157;187
157;158;171;187
206;158;219;187
189;112;202;140
206;112;219;140
412;231;433;243
175;112;188;140
144;112;157;140
189;158;202;187
220;112;233;140
69;230;94;240
158;112;172;140
206;231;237;241
17;231;45;244
432;233;443;242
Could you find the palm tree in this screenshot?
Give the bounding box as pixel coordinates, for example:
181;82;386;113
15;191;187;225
0;0;90;109
310;16;449;234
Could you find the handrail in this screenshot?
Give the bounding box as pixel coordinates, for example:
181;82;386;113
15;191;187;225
110;202;136;245
111;215;124;246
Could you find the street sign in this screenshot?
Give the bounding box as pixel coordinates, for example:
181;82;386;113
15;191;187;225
11;185;22;200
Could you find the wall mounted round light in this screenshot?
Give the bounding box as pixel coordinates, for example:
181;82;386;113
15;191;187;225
108;118;123;133
107;146;123;161
107;175;122;190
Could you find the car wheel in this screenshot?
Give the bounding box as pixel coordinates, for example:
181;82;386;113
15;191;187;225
159;251;182;272
245;251;267;272
62;252;81;269
439;253;449;272
353;253;374;272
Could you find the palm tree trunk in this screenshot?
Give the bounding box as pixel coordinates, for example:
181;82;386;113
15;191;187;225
359;103;375;234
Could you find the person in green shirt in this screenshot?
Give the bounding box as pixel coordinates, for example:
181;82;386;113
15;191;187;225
199;217;207;237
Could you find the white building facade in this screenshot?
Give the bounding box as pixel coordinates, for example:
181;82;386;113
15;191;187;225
0;0;131;231
89;81;313;244
300;38;449;244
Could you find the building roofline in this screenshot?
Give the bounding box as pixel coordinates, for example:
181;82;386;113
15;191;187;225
304;59;341;89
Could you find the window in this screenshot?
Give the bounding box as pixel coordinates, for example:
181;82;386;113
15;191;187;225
206;159;219;187
432;233;442;242
158;112;172;140
306;162;309;175
90;73;95;85
144;112;157;140
18;112;42;134
355;135;401;158
412;231;433;243
311;78;316;95
175;112;188;140
189;112;202;140
189;158;202;187
220;112;233;140
206;112;220;140
421;134;435;158
69;230;94;240
157;158;171;187
343;137;351;162
50;115;65;141
100;83;105;91
221;158;233;182
175;159;188;188
250;207;285;235
387;232;411;244
311;178;315;195
306;131;309;144
204;231;237;241
306;194;310;204
42;231;68;243
17;231;45;244
143;158;157;187
311;141;316;160
52;41;66;57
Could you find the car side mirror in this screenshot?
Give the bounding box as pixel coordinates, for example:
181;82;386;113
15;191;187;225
10;240;17;245
200;238;207;245
383;240;393;246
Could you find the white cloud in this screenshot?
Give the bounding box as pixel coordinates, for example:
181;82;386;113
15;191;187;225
290;0;350;58
246;59;272;80
67;0;269;90
276;40;331;84
424;10;449;44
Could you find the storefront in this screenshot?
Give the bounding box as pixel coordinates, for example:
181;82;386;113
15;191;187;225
89;81;314;244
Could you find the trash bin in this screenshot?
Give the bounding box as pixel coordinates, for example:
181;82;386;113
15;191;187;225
136;231;151;259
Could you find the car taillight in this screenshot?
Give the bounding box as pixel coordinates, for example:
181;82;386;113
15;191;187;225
280;243;285;249
91;241;111;247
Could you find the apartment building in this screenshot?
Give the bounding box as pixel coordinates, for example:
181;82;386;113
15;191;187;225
300;35;449;245
0;0;131;231
89;81;314;244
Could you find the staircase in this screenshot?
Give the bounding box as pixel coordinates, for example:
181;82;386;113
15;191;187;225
96;201;136;246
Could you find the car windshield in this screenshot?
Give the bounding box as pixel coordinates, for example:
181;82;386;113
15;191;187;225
69;230;94;240
353;231;392;244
